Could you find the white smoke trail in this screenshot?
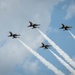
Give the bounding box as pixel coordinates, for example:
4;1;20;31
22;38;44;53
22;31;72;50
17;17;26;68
49;49;75;75
17;38;65;75
37;29;75;68
68;30;75;39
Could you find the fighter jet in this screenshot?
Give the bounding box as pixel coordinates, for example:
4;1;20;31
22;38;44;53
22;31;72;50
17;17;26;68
28;21;40;29
59;23;72;30
40;43;52;49
8;31;20;39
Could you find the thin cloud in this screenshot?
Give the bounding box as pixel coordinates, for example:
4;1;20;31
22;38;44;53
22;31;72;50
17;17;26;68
23;60;40;74
65;2;75;20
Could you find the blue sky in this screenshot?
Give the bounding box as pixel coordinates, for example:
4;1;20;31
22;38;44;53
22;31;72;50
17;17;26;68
0;0;75;75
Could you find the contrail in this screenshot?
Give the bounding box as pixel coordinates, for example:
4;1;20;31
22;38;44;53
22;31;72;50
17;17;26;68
68;30;75;39
37;29;75;68
49;49;75;75
17;38;65;75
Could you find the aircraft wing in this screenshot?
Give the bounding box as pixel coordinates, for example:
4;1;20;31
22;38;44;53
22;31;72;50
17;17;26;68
29;21;33;25
42;43;44;46
9;31;12;34
62;23;64;26
9;31;12;35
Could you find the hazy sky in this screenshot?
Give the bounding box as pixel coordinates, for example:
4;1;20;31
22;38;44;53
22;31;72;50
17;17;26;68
0;0;75;75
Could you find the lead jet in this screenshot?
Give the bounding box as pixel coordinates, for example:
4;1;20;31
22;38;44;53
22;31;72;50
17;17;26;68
40;43;52;49
8;31;20;39
28;21;40;29
59;23;72;30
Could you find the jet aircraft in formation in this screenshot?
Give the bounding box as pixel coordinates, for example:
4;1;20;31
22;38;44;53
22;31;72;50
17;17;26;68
8;22;73;49
8;31;20;39
59;23;72;30
40;43;52;49
28;21;40;29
